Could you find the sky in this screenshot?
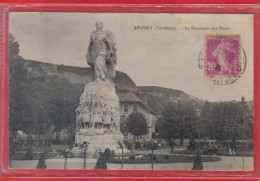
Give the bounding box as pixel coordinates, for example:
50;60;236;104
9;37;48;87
9;12;254;102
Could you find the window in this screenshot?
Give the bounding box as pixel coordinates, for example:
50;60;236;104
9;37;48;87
120;115;126;121
96;123;102;129
124;104;128;113
103;124;110;129
133;104;137;112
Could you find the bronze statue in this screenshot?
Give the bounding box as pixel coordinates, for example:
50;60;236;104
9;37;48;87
86;22;117;81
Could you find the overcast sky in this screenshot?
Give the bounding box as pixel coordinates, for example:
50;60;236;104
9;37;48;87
9;12;254;102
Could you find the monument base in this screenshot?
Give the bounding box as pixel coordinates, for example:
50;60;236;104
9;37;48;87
74;80;125;158
75;131;124;158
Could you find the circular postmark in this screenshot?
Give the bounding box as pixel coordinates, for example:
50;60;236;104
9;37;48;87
198;35;247;85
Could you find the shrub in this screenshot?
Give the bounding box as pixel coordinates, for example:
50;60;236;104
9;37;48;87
66;152;75;158
202;150;208;155
192;152;203;170
168;140;176;151
163;155;169;160
129;155;135;161
248;141;254;150
187;137;196;151
145;142;151;150
36;152;47;169
127;143;132;150
24;147;33;160
103;148;112;161
135;142;141;149
95;153;107;169
148;153;156;160
111;150;115;157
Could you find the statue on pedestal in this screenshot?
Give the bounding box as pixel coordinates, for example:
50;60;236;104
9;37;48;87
74;22;124;158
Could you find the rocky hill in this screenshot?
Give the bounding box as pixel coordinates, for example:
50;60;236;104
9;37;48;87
23;59;137;92
137;86;204;103
21;59;205;114
136;86;205;114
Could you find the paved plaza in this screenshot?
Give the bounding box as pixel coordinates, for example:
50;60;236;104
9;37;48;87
11;156;253;171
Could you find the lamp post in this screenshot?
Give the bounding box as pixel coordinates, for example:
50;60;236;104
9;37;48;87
82;141;88;169
151;140;158;170
196;111;202;152
63;149;69;169
118;141;124;169
151;149;154;170
241;124;245;171
191;111;203;170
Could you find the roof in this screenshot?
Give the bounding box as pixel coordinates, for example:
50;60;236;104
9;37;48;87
117;92;156;115
117;92;140;103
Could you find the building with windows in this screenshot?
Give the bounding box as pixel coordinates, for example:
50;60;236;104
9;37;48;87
117;92;157;141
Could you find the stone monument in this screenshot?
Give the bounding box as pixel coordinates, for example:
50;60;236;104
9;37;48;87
75;22;124;157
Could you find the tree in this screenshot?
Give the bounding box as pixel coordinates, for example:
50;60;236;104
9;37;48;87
240;96;253;139
36;152;47;169
8;34;83;146
46;77;81;144
187;136;196;151
207;100;252;141
25;146;34;160
95;152;107;169
126;112;148;151
23;76;81;143
9;34;19;57
9;33;27;135
9;34;30;165
192;151;203;170
120;116;128;137
156;101;197;151
103;148;112;162
199;101;214;138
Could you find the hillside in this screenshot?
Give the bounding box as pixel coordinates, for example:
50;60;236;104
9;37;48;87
21;59;205;115
23;59;137;92
136;86;205;114
137;86;204;102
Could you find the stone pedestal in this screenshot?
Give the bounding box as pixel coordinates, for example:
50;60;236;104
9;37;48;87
75;80;124;157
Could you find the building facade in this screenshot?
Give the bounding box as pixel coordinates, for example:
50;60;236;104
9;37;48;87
118;92;156;141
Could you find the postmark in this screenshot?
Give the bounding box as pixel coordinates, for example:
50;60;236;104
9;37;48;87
198;35;247;85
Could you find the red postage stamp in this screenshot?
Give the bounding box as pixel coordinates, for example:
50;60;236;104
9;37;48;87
206;35;240;77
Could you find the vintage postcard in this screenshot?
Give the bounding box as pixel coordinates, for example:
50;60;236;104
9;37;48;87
8;12;254;171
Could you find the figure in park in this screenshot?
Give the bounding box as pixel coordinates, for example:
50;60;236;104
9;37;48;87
86;22;117;81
